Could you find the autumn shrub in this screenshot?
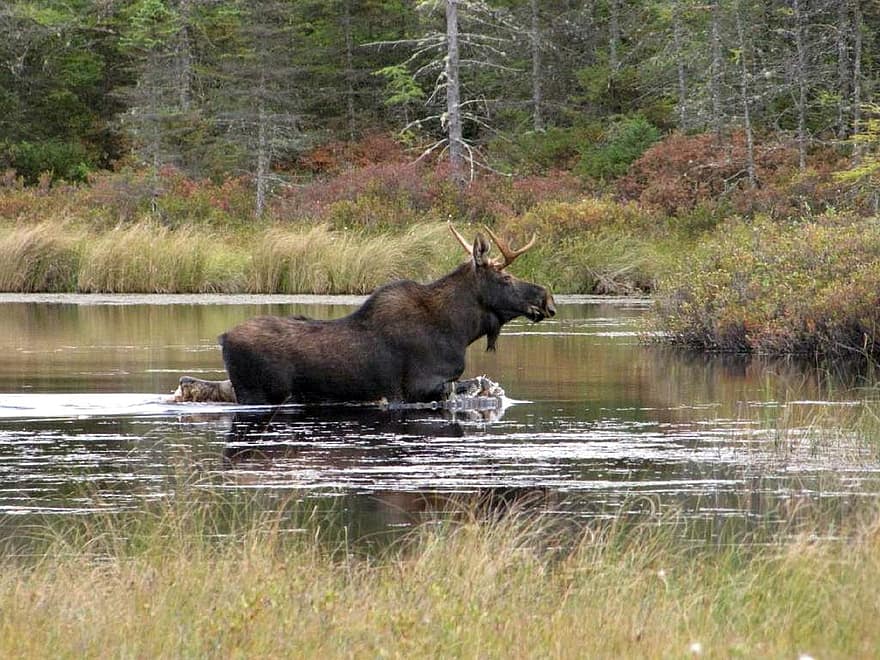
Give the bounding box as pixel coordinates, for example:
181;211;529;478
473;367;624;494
494;198;664;293
152;166;254;227
0;223;80;292
621;131;800;216
510;230;659;294
295;132;408;175
274;161;433;223
76;168;157;224
504;197;657;241
653;214;880;357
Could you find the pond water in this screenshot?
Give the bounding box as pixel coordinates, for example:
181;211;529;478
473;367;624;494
1;294;879;541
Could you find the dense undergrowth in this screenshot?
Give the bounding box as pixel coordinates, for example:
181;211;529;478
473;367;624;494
3;128;880;358
2;478;880;658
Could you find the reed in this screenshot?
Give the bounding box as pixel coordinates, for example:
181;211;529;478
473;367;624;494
76;222;245;293
0;223;79;292
248;222;458;294
2;484;879;658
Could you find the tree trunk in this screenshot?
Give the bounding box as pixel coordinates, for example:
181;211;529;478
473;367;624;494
673;0;687;131
530;0;543;132
793;0;807;171
445;0;465;184
851;0;863;160
254;76;269;219
609;0;620;72
176;0;192;112
343;0;356;141
836;0;851;140
735;2;755;188
710;0;723;143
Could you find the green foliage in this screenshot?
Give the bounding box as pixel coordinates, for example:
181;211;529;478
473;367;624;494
576;116;661;180
119;0;179;52
375;64;425;107
575;64;643;116
834;103;880;211
2;140;93;184
488;125;602;174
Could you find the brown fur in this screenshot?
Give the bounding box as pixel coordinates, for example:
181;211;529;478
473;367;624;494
220;233;555;405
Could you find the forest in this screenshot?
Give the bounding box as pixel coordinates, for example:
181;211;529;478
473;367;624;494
2;0;880;357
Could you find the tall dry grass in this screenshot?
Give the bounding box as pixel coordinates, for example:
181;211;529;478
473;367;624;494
248;222;459;294
2;483;880;658
0;223;79;292
76;222;245;293
0;221;463;294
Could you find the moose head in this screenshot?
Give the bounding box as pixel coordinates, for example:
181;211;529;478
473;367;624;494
448;222;556;349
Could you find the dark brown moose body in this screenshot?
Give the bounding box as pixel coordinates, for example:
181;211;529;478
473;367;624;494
220;225;556;405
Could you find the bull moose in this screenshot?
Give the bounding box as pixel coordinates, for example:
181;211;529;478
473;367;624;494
218;224;555;405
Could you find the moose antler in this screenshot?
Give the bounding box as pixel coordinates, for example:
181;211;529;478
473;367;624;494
484;226;537;269
448;221;473;255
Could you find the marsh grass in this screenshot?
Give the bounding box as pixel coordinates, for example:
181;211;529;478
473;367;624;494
76;222;242;293
248;222;459;294
0;223;80;292
3;479;880;658
0;221;463;294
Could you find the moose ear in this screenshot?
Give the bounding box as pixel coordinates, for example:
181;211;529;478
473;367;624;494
472;233;492;267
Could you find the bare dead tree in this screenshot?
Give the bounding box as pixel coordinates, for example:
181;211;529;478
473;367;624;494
735;0;756;188
366;0;520;184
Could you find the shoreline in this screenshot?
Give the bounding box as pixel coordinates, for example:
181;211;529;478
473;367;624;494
0;292;654;307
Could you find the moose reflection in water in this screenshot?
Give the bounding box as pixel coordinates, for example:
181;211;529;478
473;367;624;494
221;405;551;531
194;224;555;406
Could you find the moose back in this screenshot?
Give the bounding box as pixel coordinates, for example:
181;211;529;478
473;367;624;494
220;225;556;405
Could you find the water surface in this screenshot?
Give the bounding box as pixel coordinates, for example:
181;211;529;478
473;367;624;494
1;294;878;538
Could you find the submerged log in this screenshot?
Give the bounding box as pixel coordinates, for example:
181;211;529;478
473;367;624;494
172;376;237;403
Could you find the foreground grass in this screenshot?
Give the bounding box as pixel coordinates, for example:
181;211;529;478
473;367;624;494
3;488;880;658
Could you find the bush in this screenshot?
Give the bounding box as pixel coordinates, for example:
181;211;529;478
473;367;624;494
617;131;846;218
487;126;602;174
2;140;93;184
274;161;432;224
295;133;408;175
504;197;657;242
653;215;880;357
576;116;661;180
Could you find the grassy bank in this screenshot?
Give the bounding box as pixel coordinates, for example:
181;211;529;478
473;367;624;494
0;214;669;295
3;486;880;658
0;221;464;295
3;130;880;358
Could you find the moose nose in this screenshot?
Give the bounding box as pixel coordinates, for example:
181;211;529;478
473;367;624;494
544;293;557;317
